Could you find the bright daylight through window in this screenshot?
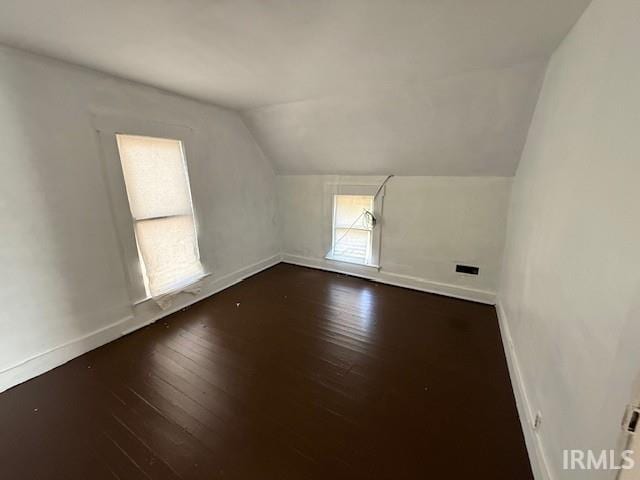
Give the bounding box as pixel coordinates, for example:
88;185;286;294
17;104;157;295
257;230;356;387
331;194;375;265
116;134;204;298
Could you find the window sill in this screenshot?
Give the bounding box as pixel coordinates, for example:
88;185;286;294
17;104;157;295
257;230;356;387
324;254;380;270
133;272;211;306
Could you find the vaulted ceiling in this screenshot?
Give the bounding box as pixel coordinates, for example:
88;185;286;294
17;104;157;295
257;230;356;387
0;0;591;175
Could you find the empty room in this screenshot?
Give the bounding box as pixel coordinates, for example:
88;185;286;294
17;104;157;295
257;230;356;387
0;1;638;479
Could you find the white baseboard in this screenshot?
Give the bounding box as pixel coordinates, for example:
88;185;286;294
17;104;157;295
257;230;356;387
496;300;553;480
125;254;282;334
0;313;133;393
282;253;496;304
0;253;282;393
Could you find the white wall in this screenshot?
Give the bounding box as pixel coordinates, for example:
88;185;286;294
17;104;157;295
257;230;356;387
498;0;640;478
244;59;546;176
0;46;280;391
278;175;511;303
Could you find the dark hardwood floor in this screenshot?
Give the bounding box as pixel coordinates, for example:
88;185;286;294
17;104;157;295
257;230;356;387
0;263;532;479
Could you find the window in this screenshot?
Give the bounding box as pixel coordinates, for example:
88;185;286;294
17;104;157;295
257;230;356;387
115;134;204;297
332;195;375;265
325;183;385;268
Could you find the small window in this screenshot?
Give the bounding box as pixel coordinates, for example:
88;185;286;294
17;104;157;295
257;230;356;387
116;134;204;297
331;194;376;266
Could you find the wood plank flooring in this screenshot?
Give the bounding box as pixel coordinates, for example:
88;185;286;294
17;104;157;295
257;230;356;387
0;263;532;479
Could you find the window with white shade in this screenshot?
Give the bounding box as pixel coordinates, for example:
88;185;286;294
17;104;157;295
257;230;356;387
115;134;204;297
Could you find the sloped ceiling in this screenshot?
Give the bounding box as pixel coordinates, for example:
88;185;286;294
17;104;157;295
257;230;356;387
0;0;591;175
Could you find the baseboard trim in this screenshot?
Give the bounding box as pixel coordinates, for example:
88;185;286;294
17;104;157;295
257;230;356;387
125;254;282;334
282;253;495;304
496;300;553;480
0;253;282;393
0;313;134;393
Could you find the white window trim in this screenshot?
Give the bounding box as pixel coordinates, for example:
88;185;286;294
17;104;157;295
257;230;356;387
92;114;208;305
323;183;385;269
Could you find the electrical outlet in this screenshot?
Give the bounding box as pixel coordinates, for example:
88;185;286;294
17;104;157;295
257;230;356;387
533;411;543;430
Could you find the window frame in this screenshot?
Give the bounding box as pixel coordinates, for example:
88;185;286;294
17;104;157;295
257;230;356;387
93;115;205;304
116;134;203;298
323;183;385;268
331;194;374;265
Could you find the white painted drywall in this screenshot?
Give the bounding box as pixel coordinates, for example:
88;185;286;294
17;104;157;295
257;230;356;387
0;0;590;109
243;60;547;176
499;0;640;478
0;45;279;390
0;0;591;176
278;175;511;302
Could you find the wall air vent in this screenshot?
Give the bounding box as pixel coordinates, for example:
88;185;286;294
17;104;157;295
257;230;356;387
456;264;479;275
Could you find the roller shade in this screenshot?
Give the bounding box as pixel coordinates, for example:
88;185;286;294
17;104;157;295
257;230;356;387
116;134;204;297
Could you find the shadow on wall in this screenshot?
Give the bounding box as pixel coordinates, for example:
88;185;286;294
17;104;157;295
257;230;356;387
0;49;131;384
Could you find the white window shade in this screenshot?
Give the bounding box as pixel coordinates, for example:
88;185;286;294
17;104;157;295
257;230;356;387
116;134;204;298
117;135;193;220
135;216;203;296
